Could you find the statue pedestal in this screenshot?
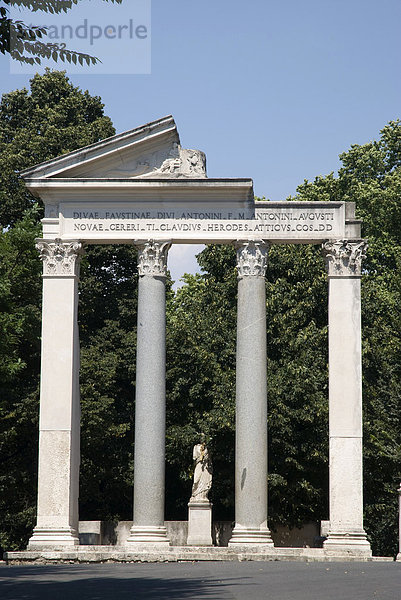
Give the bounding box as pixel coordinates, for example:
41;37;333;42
187;501;213;546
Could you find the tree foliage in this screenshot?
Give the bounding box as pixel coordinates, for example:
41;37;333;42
1;0;122;65
0;210;42;551
166;121;401;556
294;121;401;556
0;70;399;557
166;247;237;520
78;243;139;522
165;244;329;528
0;68;115;228
0;70;138;552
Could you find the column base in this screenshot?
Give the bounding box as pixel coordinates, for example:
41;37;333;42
323;530;372;555
126;525;170;546
396;553;401;562
228;525;274;547
187;501;213;546
28;526;79;549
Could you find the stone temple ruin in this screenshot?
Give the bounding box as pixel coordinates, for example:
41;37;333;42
5;116;373;562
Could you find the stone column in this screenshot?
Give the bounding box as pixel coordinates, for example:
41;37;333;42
322;239;371;554
127;240;171;546
28;239;84;548
229;240;274;546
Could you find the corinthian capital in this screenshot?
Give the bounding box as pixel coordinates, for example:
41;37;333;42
136;240;171;277
322;239;368;277
36;239;84;277
236;240;269;278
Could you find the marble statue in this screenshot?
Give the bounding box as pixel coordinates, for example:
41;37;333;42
190;442;212;502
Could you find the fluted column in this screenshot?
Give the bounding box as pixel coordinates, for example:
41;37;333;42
127;240;171;545
229;240;274;546
28;239;84;548
322;239;371;554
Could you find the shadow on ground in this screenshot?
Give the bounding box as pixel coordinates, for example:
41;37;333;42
0;564;243;600
1;561;399;600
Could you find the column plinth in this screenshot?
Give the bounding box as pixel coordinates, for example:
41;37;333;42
322;239;371;555
229;240;274;547
28;239;84;549
126;241;171;547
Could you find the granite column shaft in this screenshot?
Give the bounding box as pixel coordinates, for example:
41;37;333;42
127;240;171;545
229;240;273;546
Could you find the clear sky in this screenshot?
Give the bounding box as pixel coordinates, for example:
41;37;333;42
1;0;400;285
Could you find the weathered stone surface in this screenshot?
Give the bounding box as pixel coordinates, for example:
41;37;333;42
20;116;206;180
229;242;273;547
28;241;83;549
4;547;393;564
20;118;373;559
78;522;102;545
322;239;368;277
136;240;171;277
322;241;371;555
190;443;212;503
126;242;170;546
187;503;213;546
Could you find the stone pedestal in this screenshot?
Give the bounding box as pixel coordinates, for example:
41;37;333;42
187;502;213;546
28;240;84;548
322;240;371;555
126;241;171;547
229;241;274;547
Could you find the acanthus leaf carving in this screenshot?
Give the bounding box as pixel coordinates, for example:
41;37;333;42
136;240;171;277
236;240;269;278
36;239;84;277
322;239;368;277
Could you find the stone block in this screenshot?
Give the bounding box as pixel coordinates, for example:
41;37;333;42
187;502;212;546
78;521;102;545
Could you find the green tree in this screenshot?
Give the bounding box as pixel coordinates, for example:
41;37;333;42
166;121;401;556
78;244;139;523
166;243;329;529
0;210;42;551
0;70;139;551
295;121;401;556
166;246;237;520
1;0;122;65
1;69;399;558
0;68;114;227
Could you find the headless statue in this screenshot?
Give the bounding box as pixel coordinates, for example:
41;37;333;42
190;442;212;502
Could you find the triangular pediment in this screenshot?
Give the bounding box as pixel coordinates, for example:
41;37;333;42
21;115;207;180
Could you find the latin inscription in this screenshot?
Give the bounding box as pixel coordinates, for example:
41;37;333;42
72;210;248;220
71;221;334;234
54;204;345;242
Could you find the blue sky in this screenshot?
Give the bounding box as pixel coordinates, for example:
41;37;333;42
1;0;400;284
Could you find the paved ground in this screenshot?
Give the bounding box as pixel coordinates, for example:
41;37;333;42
0;561;400;600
